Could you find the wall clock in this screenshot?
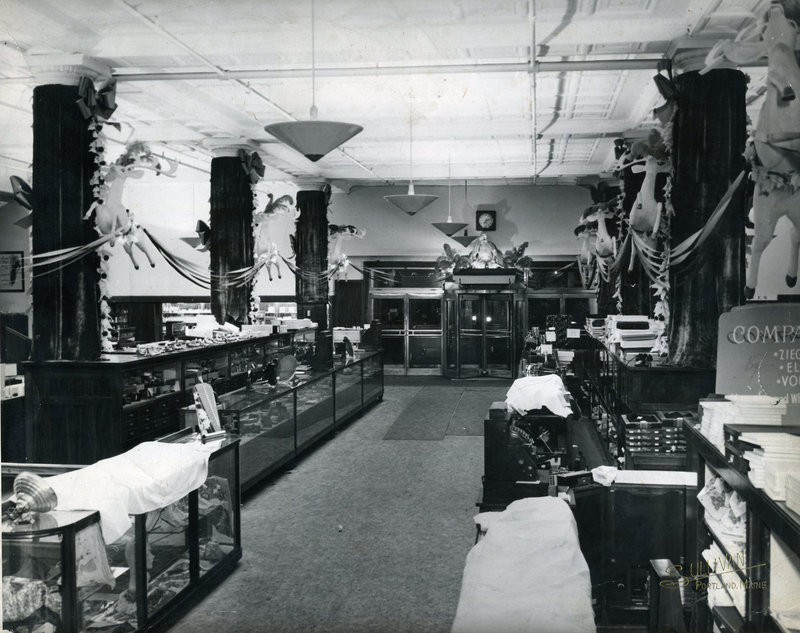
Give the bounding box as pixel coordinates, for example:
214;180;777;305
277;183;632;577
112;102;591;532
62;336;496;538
476;210;497;231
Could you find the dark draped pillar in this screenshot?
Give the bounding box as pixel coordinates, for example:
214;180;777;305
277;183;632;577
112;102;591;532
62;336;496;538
31;75;101;361
295;187;332;366
667;61;747;367
209;152;254;326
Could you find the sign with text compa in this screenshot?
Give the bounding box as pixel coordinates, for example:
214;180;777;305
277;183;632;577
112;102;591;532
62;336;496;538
717;303;800;399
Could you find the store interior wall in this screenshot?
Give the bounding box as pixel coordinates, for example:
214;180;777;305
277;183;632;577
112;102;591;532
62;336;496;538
0;163;32;316
2;160;799;313
103;178;595;296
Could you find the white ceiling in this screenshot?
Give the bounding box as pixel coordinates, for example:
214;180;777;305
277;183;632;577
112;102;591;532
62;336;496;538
0;0;773;188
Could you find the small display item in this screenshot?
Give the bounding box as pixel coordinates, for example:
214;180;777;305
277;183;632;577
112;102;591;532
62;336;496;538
475;209;496;231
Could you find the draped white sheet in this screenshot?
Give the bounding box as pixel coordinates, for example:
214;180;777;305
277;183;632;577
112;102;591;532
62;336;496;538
45;441;213;543
451;497;596;633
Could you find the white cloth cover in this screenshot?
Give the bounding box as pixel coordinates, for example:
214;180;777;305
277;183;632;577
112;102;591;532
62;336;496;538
46;441;213;543
451;497;596;633
505;375;573;417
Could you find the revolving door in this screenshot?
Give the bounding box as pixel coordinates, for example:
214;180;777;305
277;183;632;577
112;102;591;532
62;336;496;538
446;291;524;378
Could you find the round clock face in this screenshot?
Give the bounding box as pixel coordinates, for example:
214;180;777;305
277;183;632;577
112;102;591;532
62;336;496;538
478;212;495;229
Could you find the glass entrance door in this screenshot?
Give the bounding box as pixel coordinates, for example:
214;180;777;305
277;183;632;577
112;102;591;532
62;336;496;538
458;295;484;378
485;295;512;377
457;294;513;378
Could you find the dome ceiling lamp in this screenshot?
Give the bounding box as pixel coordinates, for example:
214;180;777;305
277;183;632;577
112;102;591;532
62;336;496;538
384;97;438;215
432;157;468;237
264;0;362;162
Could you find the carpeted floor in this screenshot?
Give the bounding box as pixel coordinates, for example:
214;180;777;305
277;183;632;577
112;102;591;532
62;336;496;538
383;383;510;440
166;378;495;633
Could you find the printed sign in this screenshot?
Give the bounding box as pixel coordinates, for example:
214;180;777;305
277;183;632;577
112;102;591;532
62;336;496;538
717;303;800;399
567;328;580;339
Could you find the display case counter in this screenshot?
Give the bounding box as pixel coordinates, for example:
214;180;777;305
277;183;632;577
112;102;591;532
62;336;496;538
574;334;715;468
2;432;241;633
207;351;384;492
23;329;313;465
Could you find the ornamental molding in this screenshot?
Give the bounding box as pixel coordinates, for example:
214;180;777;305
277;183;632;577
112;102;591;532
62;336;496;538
26;54;111;86
204;138;259;159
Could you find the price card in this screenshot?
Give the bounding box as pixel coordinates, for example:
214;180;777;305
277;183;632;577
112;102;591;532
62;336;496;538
540;344;553;355
567;328;581;339
545;331;556;342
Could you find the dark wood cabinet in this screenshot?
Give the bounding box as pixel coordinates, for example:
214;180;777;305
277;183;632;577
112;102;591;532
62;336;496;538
23;331;311;464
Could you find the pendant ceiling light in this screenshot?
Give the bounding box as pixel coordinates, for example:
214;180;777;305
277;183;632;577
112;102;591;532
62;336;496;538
451;181;475;246
264;0;362;161
384;97;438;215
432;157;468;237
452;231;476;248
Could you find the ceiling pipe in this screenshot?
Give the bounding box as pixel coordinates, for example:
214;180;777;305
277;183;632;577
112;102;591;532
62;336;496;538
0;53;770;86
110;58;667;84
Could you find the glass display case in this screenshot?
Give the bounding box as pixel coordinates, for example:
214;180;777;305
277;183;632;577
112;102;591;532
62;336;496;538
2;509;106;633
23;329;314;465
2;433;241;633
199;351;384;492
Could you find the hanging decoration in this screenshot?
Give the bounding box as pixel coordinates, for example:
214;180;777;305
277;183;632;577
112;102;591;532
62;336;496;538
76;76;120;130
239;149;265;184
252;192;298;284
327;223;366;293
237;149;265;321
701;2;800;299
434;243;471;282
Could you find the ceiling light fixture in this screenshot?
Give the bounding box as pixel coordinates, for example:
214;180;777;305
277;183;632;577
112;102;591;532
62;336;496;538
451;181;475;246
432;157;467;236
384;96;438;215
263;0;362;161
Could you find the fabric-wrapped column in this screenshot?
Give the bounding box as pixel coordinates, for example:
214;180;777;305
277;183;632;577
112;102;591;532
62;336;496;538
30;60;105;361
295;187;332;365
667;62;747;367
209;151;254;326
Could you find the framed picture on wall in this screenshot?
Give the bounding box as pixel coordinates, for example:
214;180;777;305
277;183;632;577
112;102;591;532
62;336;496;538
0;251;24;292
476;210;497;231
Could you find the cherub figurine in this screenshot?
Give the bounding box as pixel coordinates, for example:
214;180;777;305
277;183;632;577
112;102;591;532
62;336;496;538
468;233;505;268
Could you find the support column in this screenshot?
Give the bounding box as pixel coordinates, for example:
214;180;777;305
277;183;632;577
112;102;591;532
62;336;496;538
667;52;748;367
208;143;256;326
29;55;107;361
295;185;332;366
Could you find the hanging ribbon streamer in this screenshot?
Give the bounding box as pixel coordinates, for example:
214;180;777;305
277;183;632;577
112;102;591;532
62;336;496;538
142;228;211;289
669;169;746;269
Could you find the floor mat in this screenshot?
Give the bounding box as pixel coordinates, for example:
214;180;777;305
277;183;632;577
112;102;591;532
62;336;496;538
383;384;509;440
445;387;509;437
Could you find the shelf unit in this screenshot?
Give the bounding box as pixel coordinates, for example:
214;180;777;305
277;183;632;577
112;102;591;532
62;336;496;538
23;330;313;465
194;351;384;492
683;420;800;632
